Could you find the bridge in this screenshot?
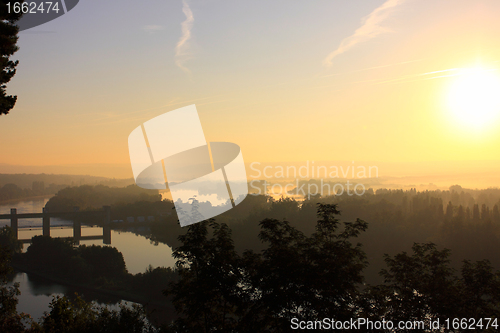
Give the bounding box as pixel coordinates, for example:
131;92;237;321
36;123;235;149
0;206;112;245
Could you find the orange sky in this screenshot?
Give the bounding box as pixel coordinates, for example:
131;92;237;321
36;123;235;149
2;0;500;184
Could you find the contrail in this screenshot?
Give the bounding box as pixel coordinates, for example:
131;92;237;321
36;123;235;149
323;0;406;67
175;0;194;74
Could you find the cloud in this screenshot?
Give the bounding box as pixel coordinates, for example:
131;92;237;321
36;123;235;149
142;25;165;33
175;0;194;74
323;0;406;67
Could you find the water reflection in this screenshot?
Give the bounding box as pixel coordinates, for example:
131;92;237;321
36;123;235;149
10;272;66;320
2;198;177;320
9;272;135;321
1;199;176;273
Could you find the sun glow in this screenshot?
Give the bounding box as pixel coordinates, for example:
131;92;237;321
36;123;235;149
446;67;500;130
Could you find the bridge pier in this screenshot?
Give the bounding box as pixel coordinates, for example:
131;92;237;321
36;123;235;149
73;206;81;244
103;205;111;245
43;208;50;236
10;208;18;239
73;220;81;239
2;207;111;245
73;221;81;245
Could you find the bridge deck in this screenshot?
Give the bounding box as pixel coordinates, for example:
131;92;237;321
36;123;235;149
4;206;112;244
19;235;105;244
0;211;103;219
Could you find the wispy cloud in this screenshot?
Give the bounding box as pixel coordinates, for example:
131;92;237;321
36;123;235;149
311;67;471;89
323;0;406;67
142;25;165;33
319;58;423;78
175;0;194;74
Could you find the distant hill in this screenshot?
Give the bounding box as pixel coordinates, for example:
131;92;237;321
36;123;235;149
0;173;134;189
0;163;132;179
0;174;135;203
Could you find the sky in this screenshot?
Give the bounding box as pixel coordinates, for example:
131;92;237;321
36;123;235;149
2;0;500;183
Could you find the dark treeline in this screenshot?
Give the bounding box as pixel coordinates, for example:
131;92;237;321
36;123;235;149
44;185;161;212
1;201;500;332
0;174;136;189
14;235;178;306
0;182;66;202
0;174;135;203
139;187;500;285
161;206;500;332
38;184;500;284
0;226;176;332
0;174;106;189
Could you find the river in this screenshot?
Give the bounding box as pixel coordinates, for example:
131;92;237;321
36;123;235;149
0;197;177;321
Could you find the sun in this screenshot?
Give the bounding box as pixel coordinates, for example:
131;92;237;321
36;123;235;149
446;67;500;130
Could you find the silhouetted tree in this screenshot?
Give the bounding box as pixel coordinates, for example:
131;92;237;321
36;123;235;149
493;204;500;222
164;219;244;332
365;243;500;332
0;0;23;115
459;259;500;319
445;201;453;218
0;226;21;255
473;204;480;220
35;295;158;333
78;245;128;281
377;243;458;329
0;227;30;332
164;204;368;332
482;204;490;221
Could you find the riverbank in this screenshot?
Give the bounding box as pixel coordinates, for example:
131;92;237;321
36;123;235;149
12;261;177;324
2;197;178;325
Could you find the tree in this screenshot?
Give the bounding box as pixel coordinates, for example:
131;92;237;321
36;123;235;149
78;245;128;281
242;203;368;331
164;204;369;333
376;243;459;330
36;295;158;333
459;259;500;319
0;227;31;332
0;0;23;115
164;219;244;332
0;226;22;255
366;243;500;332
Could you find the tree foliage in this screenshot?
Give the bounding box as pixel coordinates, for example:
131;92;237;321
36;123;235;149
32;295;159;333
45;184;162;212
362;243;500;332
164;203;500;332
164;219;244;332
164;204;369;332
0;0;23;115
0;227;30;332
2;199;500;331
25;236;128;285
